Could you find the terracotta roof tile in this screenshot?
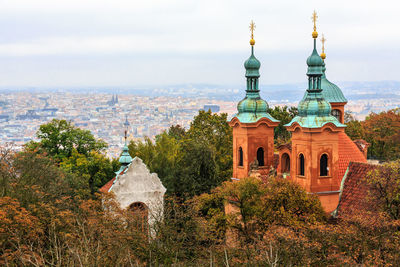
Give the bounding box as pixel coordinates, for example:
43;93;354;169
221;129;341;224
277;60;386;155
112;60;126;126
99;177;115;193
338;132;367;181
335;162;377;216
99;166;129;193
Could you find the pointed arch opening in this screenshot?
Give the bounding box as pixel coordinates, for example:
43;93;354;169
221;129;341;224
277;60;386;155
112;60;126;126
320;154;329;176
257;147;264;166
238;147;243;166
298;153;305;176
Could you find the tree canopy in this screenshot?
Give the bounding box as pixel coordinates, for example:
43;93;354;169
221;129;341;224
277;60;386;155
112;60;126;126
129;110;232;198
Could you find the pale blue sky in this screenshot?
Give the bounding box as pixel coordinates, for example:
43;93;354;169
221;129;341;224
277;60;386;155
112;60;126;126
0;0;399;87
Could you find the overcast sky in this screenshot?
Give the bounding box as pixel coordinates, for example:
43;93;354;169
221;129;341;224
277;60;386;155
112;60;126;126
0;0;399;87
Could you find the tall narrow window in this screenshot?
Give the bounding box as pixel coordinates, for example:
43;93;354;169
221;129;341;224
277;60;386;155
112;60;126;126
299;153;305;176
257;147;264;166
331;109;341;121
238;147;243;166
320;154;328;176
281;153;290;173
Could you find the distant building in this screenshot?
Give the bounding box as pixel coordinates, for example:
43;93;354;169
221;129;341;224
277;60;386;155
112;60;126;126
202;104;220;113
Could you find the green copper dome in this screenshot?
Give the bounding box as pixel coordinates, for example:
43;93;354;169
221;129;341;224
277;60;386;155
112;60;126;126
286;38;345;129
306;42;324;76
244;47;261;77
321;62;348;103
119;144;132;166
232;43;278;124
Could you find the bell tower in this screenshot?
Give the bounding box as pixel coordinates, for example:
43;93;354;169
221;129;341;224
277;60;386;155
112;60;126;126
284;12;346;212
229;21;279;179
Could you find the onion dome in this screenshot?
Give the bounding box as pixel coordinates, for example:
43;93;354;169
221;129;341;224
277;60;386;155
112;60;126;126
285;11;345;129
232;21;278;124
119;144;132;166
244;47;261;77
321;61;348;103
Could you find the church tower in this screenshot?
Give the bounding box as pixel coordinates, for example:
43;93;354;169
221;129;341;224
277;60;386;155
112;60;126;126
229;21;279;179
320;36;348;123
284;12;346;212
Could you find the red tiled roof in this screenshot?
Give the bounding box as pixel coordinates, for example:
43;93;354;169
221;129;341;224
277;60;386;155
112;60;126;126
338;132;367;181
335;162;377;216
99;177;115;193
99;166;129;193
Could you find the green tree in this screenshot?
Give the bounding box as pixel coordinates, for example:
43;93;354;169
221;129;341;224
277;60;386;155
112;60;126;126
186;110;232;180
267;106;298;145
60;149;120;195
128;111;232;198
345;111;365;140
27;119;107;161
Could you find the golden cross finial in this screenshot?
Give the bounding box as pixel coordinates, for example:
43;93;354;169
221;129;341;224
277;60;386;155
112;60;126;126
249;20;256;39
321;34;326;53
311;10;318;31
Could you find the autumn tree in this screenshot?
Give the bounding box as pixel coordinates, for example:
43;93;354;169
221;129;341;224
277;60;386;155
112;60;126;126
362;108;400;160
366;159;400;220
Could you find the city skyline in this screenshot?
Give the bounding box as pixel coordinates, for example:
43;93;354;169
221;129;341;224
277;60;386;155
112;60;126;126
0;0;399;87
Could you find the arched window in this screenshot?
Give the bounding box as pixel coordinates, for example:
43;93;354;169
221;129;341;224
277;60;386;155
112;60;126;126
238;147;243;166
331;109;341;121
129;202;148;232
320;154;329;176
299;153;305;176
257;147;264;166
281;153;290;173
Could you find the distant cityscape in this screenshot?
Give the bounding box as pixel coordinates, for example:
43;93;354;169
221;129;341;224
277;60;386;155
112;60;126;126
1;81;399;158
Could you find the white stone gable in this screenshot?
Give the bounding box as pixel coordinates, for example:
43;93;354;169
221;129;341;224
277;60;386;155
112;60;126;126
110;157;166;226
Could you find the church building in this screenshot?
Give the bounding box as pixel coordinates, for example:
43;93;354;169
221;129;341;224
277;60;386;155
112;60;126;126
231;13;369;214
100;131;166;229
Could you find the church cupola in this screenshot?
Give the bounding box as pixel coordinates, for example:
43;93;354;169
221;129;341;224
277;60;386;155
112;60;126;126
286;12;345;129
229;21;279;179
282;11;347;213
118;119;132;171
319;35;348;123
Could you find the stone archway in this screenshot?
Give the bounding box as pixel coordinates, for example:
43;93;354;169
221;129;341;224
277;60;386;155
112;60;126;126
129;202;148;232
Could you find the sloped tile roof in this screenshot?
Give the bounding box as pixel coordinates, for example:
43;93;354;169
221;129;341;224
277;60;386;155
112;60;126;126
334;162;377;216
338;132;367;181
99;177;115;193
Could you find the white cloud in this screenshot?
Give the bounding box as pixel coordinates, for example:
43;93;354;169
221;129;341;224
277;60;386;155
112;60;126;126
0;0;399;86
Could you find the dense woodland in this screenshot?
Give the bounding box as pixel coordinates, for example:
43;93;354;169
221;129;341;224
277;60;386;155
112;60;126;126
1;108;400;266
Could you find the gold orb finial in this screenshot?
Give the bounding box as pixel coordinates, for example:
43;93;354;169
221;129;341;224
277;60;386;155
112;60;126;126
311;10;318;38
321;34;326;60
249;20;256;46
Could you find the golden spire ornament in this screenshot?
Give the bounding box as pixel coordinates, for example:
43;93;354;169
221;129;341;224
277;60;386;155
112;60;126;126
249;20;256;46
311;10;318;38
320;34;326;60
